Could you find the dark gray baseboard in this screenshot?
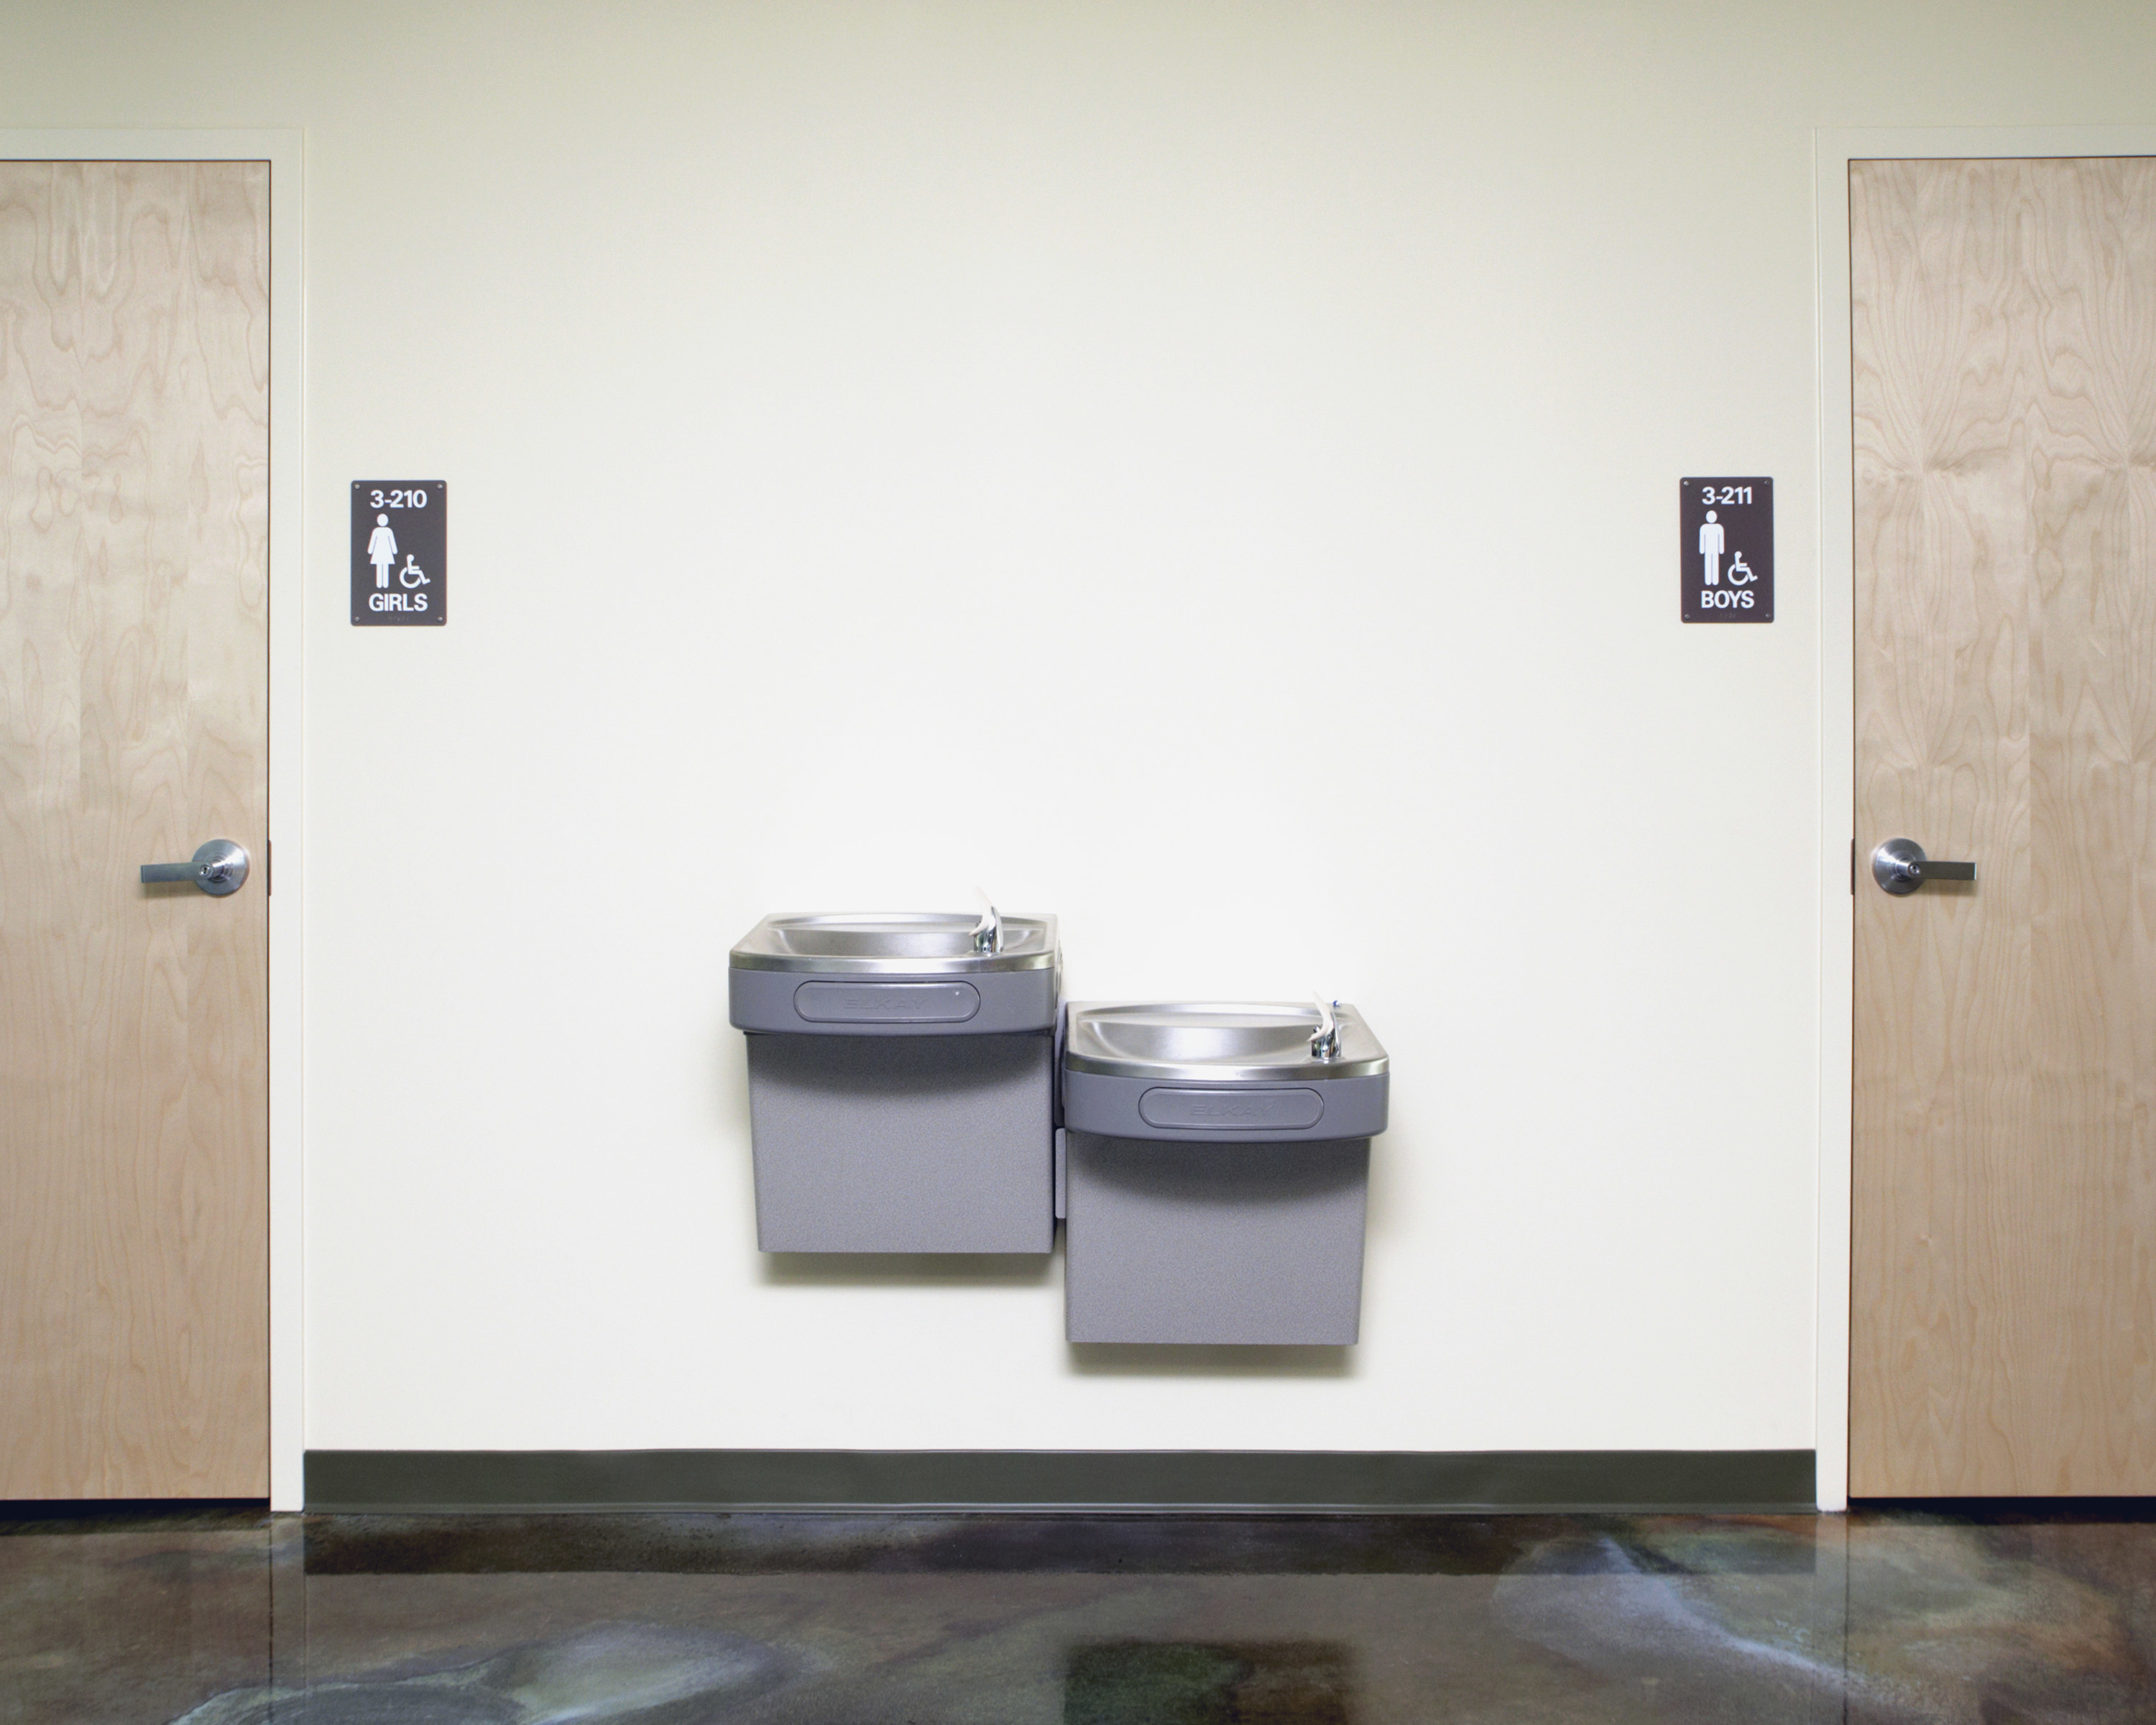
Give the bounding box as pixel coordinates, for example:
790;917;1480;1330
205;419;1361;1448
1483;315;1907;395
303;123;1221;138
305;1448;1815;1514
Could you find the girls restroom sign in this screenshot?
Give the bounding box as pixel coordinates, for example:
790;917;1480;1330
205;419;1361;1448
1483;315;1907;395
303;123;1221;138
1680;477;1771;622
351;482;446;625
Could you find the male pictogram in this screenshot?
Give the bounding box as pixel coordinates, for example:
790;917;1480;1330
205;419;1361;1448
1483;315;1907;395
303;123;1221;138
1698;509;1724;586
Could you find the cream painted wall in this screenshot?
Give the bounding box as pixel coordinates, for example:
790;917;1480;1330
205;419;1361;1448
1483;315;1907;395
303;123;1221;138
6;0;2152;1455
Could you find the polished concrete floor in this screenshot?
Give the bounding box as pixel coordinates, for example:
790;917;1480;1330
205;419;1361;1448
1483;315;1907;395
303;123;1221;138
4;1505;2155;1721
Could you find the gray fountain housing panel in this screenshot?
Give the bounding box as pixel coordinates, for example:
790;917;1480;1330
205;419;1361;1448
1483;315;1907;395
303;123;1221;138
729;912;1059;1254
1061;1001;1388;1346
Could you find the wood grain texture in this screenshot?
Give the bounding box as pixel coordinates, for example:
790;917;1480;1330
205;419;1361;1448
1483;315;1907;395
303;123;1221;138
1852;158;2156;1496
0;162;268;1498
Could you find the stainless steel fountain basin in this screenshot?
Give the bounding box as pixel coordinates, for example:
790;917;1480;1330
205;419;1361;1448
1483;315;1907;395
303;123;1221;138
1067;1002;1386;1083
732;911;1058;974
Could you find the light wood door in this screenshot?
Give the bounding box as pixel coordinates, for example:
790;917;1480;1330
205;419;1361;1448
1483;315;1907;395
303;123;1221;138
1852;157;2156;1496
0;162;269;1498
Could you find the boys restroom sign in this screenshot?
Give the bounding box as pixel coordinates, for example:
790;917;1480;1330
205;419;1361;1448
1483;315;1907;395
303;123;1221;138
1680;477;1771;622
351;482;446;625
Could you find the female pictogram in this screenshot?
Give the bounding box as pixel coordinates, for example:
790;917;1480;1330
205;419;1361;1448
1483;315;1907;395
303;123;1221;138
367;513;397;589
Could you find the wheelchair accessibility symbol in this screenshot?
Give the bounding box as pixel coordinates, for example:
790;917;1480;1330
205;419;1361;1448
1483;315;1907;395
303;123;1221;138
398;554;429;589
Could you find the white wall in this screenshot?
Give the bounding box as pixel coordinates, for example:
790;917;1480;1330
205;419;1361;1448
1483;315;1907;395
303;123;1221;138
8;0;2153;1456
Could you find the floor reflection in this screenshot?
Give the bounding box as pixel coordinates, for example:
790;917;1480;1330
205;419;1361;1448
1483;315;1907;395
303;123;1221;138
2;1507;2153;1723
170;1624;798;1724
1064;1641;1353;1724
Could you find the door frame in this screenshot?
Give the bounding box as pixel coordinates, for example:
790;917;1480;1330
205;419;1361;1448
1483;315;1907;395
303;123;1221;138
1812;125;2156;1512
0;131;305;1509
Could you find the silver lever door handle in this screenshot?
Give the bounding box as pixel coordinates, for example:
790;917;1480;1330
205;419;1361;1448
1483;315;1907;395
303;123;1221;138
1871;838;1975;896
141;840;250;897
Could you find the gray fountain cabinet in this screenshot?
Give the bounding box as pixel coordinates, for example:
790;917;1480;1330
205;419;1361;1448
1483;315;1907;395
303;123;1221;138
1060;1000;1388;1344
729;911;1059;1254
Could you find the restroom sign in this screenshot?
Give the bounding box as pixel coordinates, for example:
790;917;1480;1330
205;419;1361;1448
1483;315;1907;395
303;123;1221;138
1680;477;1772;622
351;482;446;625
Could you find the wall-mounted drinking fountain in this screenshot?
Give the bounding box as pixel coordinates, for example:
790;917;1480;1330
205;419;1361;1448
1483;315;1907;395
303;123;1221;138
729;911;1060;1254
1059;1000;1389;1345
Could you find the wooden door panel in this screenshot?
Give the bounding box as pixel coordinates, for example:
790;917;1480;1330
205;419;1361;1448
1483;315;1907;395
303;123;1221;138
1853;158;2156;1495
0;162;268;1499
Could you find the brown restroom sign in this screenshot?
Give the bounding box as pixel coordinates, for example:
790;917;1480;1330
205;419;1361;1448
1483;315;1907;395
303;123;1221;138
351;482;446;625
1680;477;1771;622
